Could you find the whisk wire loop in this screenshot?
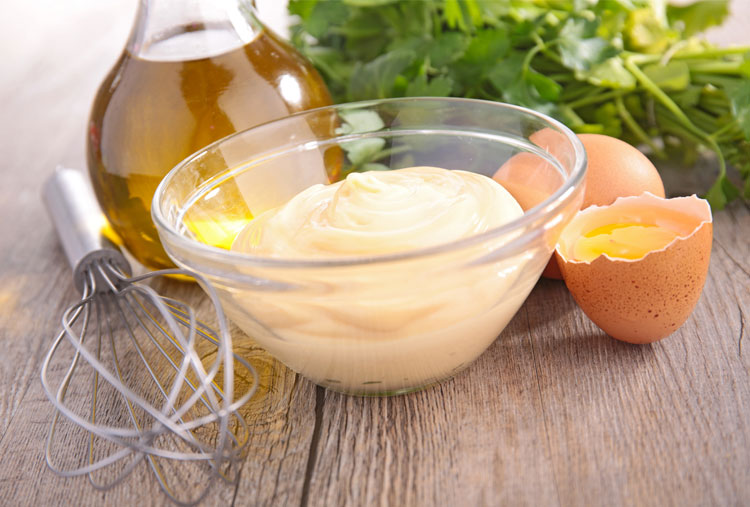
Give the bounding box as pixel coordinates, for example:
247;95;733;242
42;255;258;502
122;293;249;451
41;168;257;504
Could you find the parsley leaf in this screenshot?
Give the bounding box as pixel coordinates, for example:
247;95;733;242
726;81;750;141
558;18;620;72
406;75;454;97
291;0;750;208
348;48;415;100
667;0;730;37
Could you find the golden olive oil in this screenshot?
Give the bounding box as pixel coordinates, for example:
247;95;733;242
87;28;331;269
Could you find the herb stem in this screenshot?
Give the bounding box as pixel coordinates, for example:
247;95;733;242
546;73;574;81
523;43;545;74
625;46;750;64
658;115;707;146
533;34;563;65
687;61;745;74
560;84;597;102
624;58;711;142
615;96;666;158
691;74;741;86
708;121;739;143
625;57;729;203
371;144;413;163
674;47;750;59
568;89;629;109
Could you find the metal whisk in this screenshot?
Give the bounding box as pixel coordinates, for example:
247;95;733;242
40;168;258;505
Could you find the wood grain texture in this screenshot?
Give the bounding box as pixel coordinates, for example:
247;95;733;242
229;337;318;506
0;0;137;442
0;1;749;506
304;217;750;507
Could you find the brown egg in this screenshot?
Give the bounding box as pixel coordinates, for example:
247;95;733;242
555;193;712;344
578;133;665;208
530;127;576;167
493;152;564;210
493;128;575;279
493;127;581;211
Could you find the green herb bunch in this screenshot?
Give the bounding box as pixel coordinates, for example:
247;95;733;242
288;0;750;208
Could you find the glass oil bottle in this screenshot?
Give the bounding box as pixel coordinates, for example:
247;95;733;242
87;0;331;269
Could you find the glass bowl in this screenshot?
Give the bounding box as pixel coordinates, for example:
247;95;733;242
152;98;586;396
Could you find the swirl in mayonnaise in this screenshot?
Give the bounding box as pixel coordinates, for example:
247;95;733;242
227;166;535;394
233;166;523;257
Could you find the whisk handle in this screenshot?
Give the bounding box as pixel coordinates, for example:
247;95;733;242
42;167;130;293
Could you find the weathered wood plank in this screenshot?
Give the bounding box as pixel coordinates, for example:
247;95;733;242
230;337;317;507
0;0;137;443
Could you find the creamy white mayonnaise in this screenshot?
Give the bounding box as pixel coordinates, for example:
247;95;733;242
227;166;536;394
233;166;523;257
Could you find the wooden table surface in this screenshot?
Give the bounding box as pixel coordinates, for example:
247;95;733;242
1;2;748;506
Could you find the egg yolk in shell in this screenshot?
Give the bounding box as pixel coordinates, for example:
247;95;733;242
573;223;680;262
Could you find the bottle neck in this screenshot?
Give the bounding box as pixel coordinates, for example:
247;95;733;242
127;0;262;61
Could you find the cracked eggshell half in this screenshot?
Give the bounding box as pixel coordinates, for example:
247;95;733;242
555;193;712;344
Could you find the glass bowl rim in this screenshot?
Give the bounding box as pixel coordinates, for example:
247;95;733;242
152;97;587;269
